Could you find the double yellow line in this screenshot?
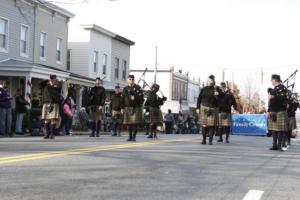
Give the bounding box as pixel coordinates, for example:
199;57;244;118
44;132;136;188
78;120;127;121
0;138;195;165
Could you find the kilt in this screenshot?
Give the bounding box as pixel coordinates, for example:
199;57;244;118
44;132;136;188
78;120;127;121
199;105;219;127
149;107;163;126
268;111;288;131
89;106;103;121
41;103;60;120
218;112;232;127
112;110;123;123
123;107;144;125
288;116;297;131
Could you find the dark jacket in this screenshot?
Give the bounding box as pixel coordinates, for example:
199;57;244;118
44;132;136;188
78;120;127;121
15;95;29;113
89;86;106;106
0;87;12;108
122;84;144;108
110;93;123;112
268;84;288;112
197;85;223;108
144;91;165;108
43;84;61;104
218;90;237;113
287;101;299;117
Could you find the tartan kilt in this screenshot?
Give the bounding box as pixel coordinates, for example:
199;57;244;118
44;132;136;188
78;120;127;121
123;107;144;125
268;111;288;131
199;105;219;127
112;110;123;123
288;116;297;131
41;103;60;120
149;107;163;126
218;112;232;127
89;106;103;121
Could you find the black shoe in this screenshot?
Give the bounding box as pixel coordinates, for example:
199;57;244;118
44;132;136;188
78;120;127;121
127;138;132;141
201;141;206;145
226;140;229;143
49;135;55;139
217;139;223;142
44;135;49;139
147;135;153;139
89;133;95;137
269;146;278;150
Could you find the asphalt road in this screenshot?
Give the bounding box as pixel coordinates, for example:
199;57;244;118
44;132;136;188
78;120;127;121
0;134;300;200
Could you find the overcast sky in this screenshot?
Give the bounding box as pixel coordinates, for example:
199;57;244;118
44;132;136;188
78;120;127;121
55;0;300;95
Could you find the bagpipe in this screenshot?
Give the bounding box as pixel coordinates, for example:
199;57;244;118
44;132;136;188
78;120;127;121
137;68;167;101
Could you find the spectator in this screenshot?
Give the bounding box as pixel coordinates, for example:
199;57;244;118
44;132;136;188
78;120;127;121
164;109;174;134
0;80;13;137
15;88;30;135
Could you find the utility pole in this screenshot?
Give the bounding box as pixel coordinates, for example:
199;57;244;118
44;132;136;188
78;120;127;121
154;46;158;84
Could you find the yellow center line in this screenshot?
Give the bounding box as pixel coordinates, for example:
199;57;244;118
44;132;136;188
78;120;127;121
0;138;196;165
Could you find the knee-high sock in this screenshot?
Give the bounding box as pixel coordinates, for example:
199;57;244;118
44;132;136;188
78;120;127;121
225;127;230;141
208;127;214;143
202;127;208;142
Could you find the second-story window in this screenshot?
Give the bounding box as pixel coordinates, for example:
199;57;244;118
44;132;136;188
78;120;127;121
20;25;29;56
56;38;63;63
0;17;8;51
40;32;47;60
93;51;98;73
115;57;119;79
102;54;107;75
122;60;127;80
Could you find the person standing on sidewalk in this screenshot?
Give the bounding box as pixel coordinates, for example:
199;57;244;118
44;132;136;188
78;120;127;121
15;88;30;135
164;109;174;134
41;75;61;139
121;75;144;142
197;75;223;145
267;74;289;151
110;85;123;137
217;82;237;143
0;80;13;137
89;77;106;137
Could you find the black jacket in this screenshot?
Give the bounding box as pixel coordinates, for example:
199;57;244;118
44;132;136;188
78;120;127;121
122;84;144;108
110;93;123;112
15;95;29;113
197;85;223;108
89;86;106;106
218;90;237;113
144;91;165;108
43;84;61;104
287;101;299;117
268;84;288;112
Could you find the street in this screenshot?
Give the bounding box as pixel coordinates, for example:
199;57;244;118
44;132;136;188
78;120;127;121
0;134;300;200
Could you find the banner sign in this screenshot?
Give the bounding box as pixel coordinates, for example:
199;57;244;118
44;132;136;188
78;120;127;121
232;114;268;136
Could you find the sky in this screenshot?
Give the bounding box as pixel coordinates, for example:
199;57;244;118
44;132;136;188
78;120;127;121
53;0;300;97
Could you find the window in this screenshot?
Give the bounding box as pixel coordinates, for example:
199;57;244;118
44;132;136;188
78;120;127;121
67;49;71;70
20;25;29;56
93;51;98;73
56;38;63;63
102;54;107;75
122;60;127;80
115;57;119;79
0;18;8;51
40;32;47;59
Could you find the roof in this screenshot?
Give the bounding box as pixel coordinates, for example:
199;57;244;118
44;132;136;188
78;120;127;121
26;0;75;18
81;24;135;46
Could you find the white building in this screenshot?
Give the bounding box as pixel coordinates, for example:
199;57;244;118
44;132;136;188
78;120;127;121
188;78;200;111
68;24;134;90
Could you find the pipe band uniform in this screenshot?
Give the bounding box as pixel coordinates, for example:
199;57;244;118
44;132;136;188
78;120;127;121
110;85;123;136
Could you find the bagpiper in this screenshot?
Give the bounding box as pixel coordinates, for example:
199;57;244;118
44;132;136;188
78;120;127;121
286;93;299;146
217;82;237;143
89;77;106;137
121;75;144;142
267;74;289;151
110;85;123;137
144;83;167;139
41;75;61;139
197;75;223;145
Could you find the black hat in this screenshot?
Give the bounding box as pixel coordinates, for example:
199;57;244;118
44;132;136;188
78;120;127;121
115;85;120;89
128;74;135;79
50;74;56;80
208;74;215;81
151;83;160;90
96;77;101;81
271;74;281;82
220;82;226;87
